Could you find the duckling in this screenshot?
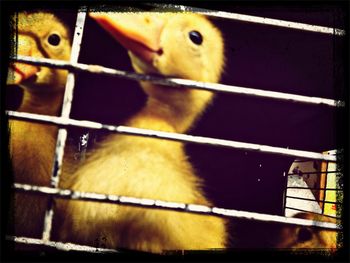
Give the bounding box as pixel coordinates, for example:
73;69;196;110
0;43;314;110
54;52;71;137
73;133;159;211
58;12;227;253
274;212;338;249
6;11;72;238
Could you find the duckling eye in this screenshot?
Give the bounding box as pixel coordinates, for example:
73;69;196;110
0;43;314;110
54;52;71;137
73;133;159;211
297;227;313;242
189;31;203;45
48;33;61;46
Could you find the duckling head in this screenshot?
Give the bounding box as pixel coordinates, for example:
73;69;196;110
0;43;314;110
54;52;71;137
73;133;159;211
276;213;338;249
90;12;225;132
7;12;71;95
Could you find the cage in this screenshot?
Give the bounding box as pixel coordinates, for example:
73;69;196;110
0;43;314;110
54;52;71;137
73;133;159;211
2;1;346;258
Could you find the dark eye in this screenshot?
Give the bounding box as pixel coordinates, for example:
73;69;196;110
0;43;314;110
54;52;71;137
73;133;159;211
48;33;61;46
297;227;313;242
189;31;203;45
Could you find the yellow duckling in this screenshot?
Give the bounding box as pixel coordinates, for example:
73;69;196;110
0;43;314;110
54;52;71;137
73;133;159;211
58;12;227;253
275;212;338;250
6;11;71;238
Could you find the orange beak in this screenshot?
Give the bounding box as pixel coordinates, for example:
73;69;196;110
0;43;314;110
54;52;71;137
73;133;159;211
7;35;39;85
8;62;39;85
90;12;164;63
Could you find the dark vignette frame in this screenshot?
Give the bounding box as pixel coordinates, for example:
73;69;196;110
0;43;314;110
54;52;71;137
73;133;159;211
0;1;349;262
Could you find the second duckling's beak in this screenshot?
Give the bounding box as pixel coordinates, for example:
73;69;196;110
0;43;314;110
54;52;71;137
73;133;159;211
90;12;164;63
8;63;39;85
8;36;39;85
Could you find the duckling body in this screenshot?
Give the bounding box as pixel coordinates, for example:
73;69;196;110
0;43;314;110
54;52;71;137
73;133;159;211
58;12;227;253
275;213;338;249
7;12;71;238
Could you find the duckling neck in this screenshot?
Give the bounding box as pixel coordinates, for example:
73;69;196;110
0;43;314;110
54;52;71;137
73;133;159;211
10;90;63;185
19;90;64;116
132;85;213;133
126;98;177;133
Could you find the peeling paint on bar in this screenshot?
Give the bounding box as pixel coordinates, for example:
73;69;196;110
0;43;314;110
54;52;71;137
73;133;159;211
13;183;341;230
187;204;212;213
7;236;118;253
6;111;337;162
169;79;343;107
287;171;340;176
140;198;156;206
155;200;186;209
119;196;141;204
81;192;106;200
211;208;340;230
106;195;120;202
149;3;346;36
11;55;344;108
41;8;87;243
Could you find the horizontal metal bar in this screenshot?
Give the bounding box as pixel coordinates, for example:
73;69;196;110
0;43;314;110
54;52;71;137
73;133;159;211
6;110;337;162
286;195;341;205
10;55;344;108
148;3;346;36
13;183;341;230
6;236;118;253
292;159;316;163
286;187;342;191
288;171;340;176
285;206;340;219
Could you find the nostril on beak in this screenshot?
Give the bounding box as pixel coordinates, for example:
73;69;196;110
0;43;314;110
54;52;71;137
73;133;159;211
157;48;163;56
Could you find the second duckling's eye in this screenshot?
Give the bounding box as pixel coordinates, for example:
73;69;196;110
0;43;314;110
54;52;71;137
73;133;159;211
48;33;61;46
297;227;313;242
189;31;203;45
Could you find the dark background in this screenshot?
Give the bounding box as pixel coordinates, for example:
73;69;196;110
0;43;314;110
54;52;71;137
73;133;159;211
3;1;348;251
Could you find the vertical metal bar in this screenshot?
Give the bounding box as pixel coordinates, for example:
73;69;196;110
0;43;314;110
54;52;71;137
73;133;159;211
282;171;288;215
321;162;329;215
41;7;87;242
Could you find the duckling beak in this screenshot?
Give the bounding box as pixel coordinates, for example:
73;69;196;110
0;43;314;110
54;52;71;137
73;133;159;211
8;63;39;85
7;36;39;85
90;12;164;63
7;33;39;85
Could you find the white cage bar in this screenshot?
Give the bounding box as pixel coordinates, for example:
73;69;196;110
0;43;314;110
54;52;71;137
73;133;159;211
6;110;338;162
7;236;118;253
41;8;87;242
148;3;346;36
13;183;341;231
11;55;345;108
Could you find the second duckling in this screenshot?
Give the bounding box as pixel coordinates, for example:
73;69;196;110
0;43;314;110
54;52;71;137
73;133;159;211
7;11;72;239
274;212;338;250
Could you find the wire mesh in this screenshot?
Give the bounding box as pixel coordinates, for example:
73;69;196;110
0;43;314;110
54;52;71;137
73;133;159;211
285;207;339;219
285;195;341;205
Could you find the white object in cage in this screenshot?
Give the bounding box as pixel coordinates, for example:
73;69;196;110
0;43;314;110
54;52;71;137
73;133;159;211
285;174;322;217
284;150;339;218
